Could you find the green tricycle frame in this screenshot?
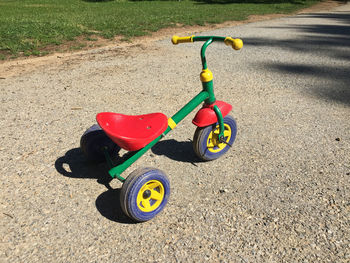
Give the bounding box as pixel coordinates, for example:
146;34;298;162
80;35;243;222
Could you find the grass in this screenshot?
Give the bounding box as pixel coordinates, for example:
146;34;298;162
0;0;320;59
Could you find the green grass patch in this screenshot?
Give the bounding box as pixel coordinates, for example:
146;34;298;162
70;43;87;50
0;0;320;59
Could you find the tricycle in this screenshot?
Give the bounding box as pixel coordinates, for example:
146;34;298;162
80;35;243;222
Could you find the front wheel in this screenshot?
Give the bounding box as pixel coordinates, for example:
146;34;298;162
193;115;237;161
120;167;170;222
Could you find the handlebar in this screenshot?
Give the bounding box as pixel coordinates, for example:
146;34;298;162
171;35;243;50
224;37;243;50
171;35;194;44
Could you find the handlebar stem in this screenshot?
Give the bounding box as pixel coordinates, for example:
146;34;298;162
194;36;225;69
200;39;212;70
196;37;224;104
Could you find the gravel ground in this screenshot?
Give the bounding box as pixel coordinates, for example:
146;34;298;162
1;3;350;262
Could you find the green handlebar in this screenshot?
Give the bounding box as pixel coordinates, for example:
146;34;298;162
171;35;243;50
171;35;194;44
224;37;243;50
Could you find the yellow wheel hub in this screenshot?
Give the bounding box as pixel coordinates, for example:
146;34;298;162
206;123;232;153
136;180;165;212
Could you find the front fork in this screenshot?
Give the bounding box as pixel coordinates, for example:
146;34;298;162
201;70;227;145
213;105;225;142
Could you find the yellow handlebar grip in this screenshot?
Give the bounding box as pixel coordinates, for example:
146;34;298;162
224;37;243;50
172;35;194;45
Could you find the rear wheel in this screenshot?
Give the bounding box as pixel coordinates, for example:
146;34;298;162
120;167;170;222
80;124;120;163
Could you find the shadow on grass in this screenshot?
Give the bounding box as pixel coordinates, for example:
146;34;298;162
83;0;114;2
129;0;308;3
192;0;306;4
193;0;348;4
244;11;350;105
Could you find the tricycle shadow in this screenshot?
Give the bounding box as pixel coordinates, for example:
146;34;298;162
55;148;135;223
55;147;113;186
151;139;200;164
95;188;136;224
55;139;199;182
55;139;197;224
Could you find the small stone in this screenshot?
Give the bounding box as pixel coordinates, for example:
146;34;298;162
335;138;340;141
219;189;228;193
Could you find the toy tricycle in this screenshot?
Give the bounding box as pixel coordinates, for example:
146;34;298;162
80;35;243;222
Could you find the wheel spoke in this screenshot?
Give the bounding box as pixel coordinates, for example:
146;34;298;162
150;190;162;201
218;143;225;149
213;129;220;135
224;130;230;137
147;182;160;190
207;140;215;148
142;200;151;209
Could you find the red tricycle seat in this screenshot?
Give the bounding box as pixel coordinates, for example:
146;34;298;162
96;112;168;151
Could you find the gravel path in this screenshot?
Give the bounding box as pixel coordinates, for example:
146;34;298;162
1;3;350;262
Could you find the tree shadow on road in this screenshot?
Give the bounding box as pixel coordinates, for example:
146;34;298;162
244;11;350;105
265;62;350;105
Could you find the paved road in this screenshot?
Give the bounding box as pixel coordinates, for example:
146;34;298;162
1;3;349;262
